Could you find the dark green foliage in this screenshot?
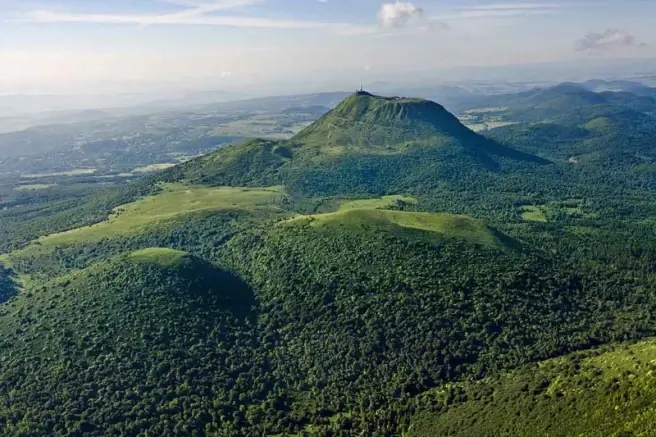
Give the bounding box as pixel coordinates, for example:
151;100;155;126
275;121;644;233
0;252;265;437
5;220;656;436
10;211;250;278
218;225;656;405
0;265;18;303
487;103;656;188
3;90;656;436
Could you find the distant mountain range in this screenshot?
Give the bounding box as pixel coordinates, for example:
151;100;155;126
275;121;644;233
577;79;656;96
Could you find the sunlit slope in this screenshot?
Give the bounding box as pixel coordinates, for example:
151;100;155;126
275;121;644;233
287;211;505;248
408;339;656;437
277;194;510;248
128;247;194;267
8;183;286;257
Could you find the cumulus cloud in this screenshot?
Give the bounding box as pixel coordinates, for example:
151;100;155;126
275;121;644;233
575;29;645;51
377;2;446;30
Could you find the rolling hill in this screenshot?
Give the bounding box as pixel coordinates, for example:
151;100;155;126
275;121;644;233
409;339;656;437
487;101;656;178
2;90;656;436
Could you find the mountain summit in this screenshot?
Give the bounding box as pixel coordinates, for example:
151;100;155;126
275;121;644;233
292;91;482;151
155;92;546;192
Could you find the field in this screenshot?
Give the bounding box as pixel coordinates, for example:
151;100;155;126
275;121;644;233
21;169;96;178
14;184;55;191
464;121;517;132
520;201;598;223
458;107;516;132
520;205;548;222
128;247;191;268
210;113;312;139
284;195;503;248
7;184;287;258
334;195;417;210
462;107;508;114
131;163;177;173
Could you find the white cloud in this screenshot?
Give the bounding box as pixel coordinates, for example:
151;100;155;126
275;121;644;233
575;29;645;51
377;2;447;31
378;2;424;28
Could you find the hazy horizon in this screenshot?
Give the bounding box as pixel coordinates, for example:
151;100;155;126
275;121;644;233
1;0;656;96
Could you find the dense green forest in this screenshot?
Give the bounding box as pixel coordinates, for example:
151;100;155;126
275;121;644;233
1;86;656;436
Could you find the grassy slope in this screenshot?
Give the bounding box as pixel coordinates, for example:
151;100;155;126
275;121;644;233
287;209;504;248
292;92;471;152
334;195;417;210
408;339;656;437
129;247;192;268
520;205;548;223
7;183;286;258
280;194;507;248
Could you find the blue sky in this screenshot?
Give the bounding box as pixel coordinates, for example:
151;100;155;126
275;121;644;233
1;0;655;93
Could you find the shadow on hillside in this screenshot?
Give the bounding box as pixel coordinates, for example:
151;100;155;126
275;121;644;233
478;135;552;165
0;265;19;304
488;226;524;252
193;263;258;321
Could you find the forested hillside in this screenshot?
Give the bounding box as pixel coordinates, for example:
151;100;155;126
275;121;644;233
1;90;656;436
408;339;656;436
487;95;656;188
461;82;656;122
